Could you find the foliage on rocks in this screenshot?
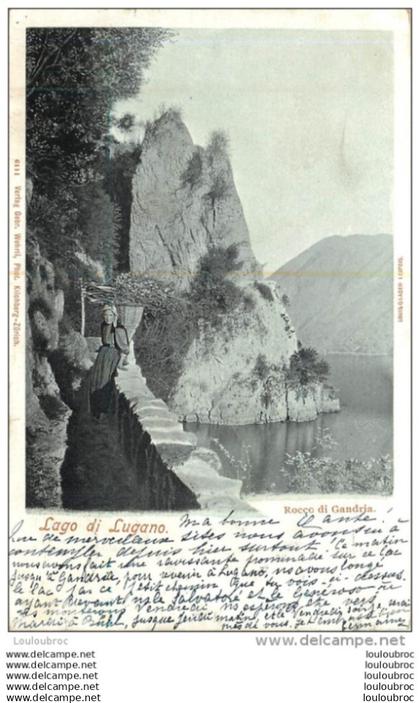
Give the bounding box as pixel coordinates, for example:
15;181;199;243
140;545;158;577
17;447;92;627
135;244;247;401
254;281;274;302
189;244;243;318
181;148;205;190
104;143;142;272
287;346;330;386
206;130;230;163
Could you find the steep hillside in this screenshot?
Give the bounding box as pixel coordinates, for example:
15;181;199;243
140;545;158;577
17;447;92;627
271;234;393;354
170;280;338;424
130;112;339;424
26;237;92;507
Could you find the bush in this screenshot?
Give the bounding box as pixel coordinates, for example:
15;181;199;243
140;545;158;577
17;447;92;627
28;180;119;302
287;346;330;386
49;331;91;410
54;265;71;291
136;245;247;399
205;173;230;208
181;149;204;190
283;452;393;495
254;281;274;302
206;130;230;161
26;27;172;348
115;113;136;132
135;301;195;401
253;354;270;380
77;183;119;280
104;143;141;272
189;244;243;319
280;429;392;494
58;330;90;370
155;104;183;122
242;292;256;312
30;319;51;353
59;313;73;336
28;296;54;320
27;191;80;261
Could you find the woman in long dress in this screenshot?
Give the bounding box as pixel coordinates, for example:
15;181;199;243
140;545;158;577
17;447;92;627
89;304;130;418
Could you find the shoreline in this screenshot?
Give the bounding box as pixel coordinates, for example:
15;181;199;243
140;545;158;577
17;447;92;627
324;351;392;357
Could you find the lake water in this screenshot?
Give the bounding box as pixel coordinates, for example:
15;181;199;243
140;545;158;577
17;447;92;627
184;354;393;494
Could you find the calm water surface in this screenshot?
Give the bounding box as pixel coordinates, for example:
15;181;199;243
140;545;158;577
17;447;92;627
184;354;393;494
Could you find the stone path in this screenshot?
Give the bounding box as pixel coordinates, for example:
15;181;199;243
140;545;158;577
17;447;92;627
62;344;252;513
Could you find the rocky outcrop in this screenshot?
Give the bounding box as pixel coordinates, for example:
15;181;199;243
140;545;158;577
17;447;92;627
129;111;259;288
26;311;71;509
170;281;338;424
128;112;339;425
271;234;393;354
26;238;92;508
26;239;70;507
286;383;340;422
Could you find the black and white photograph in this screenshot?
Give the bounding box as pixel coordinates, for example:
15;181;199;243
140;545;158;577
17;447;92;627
25;22;394;512
8;7;412;639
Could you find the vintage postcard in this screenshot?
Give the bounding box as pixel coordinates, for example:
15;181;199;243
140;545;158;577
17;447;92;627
8;8;411;634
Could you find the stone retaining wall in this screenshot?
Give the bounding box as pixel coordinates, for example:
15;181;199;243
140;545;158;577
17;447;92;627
113;362;249;512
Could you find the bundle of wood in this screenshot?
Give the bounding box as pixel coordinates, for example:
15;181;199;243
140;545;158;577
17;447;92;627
115;274;183;315
83;282;115;305
82;274;182;315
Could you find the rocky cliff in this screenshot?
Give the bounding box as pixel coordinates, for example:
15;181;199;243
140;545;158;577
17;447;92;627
26;238;92;507
170;281;338;424
129;111;259;288
271;234;393;354
129;112;339;425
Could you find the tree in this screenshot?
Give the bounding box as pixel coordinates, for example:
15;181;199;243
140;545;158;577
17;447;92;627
26;27;171;326
76;183;120;281
206;172;230;208
27;27;171;192
115;113;136;133
103;143;142;272
287;346;330;386
180;148;204;190
206;130;230;161
189;244;243;316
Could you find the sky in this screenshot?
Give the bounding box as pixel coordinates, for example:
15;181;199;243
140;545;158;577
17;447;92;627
114;28;393;273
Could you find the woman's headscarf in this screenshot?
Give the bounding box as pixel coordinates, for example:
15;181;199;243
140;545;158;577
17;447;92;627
102;304;118;325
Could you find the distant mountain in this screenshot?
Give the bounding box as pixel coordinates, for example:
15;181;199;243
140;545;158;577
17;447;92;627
271;234;393;354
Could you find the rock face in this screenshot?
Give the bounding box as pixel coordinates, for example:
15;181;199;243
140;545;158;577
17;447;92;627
129;111;259;287
26;238;91;508
170;281;338;424
128;112;339;425
271;234;393;354
26;239;70;507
